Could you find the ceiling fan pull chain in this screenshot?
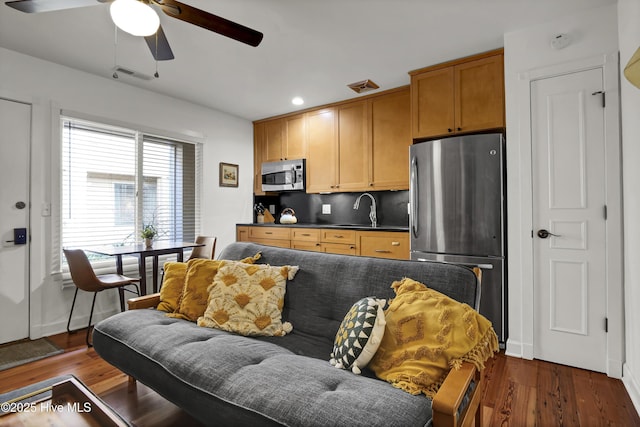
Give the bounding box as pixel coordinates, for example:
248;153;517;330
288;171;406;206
112;25;119;79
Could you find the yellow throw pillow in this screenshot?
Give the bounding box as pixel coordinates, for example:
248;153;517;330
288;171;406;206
197;261;298;337
156;262;188;313
369;277;498;398
168;253;261;322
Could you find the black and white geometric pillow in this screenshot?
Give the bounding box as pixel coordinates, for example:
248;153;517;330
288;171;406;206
330;297;386;375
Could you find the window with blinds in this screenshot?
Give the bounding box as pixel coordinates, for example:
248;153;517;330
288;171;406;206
61;117;199;264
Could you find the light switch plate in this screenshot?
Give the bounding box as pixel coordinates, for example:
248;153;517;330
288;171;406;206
322;204;331;214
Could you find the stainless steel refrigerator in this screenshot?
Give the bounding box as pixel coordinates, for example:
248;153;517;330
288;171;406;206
409;133;506;344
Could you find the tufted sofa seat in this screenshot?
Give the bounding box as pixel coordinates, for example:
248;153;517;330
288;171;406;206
93;242;484;427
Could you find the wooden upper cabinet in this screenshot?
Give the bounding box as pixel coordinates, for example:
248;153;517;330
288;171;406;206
454;54;504;133
262;119;285;162
369;87;411;190
285;114;306;160
253;122;265;195
411;67;455;138
410;49;504;140
260;114;307;163
337;100;369;192
306;108;337;193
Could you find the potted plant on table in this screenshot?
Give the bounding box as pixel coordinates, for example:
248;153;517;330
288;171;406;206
141;224;158;248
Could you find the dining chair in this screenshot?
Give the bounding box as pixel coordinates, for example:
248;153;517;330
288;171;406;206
188;236;217;261
64;249;140;347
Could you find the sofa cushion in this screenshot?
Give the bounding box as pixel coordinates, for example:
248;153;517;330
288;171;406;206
168;253;261;322
156;262;188;313
197;261;298;337
330;297;386;374
369;278;498;397
93;309;433;427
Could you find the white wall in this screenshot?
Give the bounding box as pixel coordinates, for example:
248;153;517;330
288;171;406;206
0;47;254;338
503;4;622;369
618;0;640;413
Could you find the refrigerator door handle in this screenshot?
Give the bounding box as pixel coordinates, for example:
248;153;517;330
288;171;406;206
410;155;418;238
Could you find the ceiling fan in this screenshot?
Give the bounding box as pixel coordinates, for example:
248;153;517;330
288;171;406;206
5;0;264;61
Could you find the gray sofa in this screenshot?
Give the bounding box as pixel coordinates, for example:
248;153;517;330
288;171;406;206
93;242;484;427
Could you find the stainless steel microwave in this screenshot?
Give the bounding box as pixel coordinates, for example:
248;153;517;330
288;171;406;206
261;159;306;192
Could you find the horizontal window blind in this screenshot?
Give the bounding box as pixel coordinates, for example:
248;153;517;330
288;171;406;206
61;117;199;266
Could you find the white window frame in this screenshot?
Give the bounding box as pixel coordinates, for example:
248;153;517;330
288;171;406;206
51;110;203;285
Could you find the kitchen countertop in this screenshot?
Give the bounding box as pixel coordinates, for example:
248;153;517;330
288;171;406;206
236;223;409;232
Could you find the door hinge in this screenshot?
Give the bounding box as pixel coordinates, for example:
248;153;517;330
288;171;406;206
604;205;608;220
592;91;605;108
605;317;608;333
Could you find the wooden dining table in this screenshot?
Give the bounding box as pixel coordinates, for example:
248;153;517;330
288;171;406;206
85;240;205;296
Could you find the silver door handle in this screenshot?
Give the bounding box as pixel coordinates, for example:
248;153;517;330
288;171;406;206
537;229;561;239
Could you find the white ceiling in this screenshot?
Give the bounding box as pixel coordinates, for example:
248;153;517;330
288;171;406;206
0;0;617;121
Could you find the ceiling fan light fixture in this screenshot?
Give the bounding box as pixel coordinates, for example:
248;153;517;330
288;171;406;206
110;0;160;37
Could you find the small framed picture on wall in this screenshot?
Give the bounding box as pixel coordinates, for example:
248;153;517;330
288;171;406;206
219;162;239;187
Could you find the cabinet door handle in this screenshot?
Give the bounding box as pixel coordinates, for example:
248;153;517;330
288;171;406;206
448;128;453;132
391;242;400;246
265;231;273;235
457;127;462;131
375;249;392;253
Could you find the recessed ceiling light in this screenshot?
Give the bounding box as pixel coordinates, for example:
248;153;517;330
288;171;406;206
291;97;304;106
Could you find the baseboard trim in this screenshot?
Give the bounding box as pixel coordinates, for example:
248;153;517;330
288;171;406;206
505;339;534;360
34;308;120;339
623;363;640;417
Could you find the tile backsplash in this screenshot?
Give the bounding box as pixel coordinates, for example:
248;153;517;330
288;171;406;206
254;190;409;227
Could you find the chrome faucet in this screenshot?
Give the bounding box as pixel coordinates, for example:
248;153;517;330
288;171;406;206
353;193;377;228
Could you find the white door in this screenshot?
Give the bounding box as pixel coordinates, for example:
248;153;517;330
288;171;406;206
0;98;31;344
531;68;607;373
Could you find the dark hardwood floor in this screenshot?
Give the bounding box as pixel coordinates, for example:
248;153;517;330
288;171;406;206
1;331;638;426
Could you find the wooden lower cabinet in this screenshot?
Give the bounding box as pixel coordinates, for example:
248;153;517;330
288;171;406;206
250;238;291;249
291;241;322;252
245;227;291;249
238;226;408;260
322;242;357;256
357;231;410;260
237;226;249;242
291;228;322;252
248;227;291;241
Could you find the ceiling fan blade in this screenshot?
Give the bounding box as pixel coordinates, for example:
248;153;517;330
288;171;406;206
152;0;263;47
5;0;110;13
144;25;174;61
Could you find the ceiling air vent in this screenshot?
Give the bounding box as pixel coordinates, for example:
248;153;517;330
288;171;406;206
347;79;380;94
112;66;154;81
